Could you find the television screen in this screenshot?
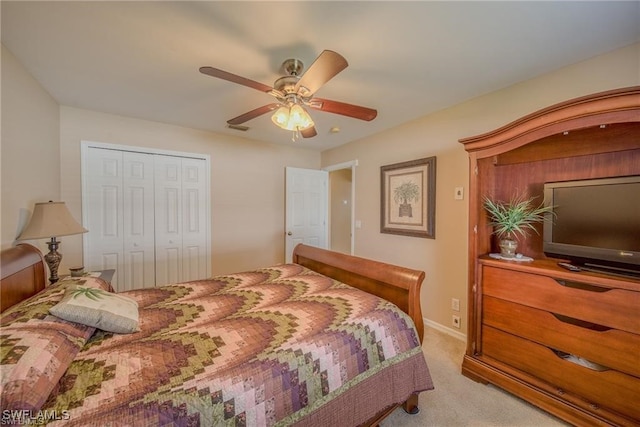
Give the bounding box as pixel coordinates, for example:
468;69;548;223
543;176;640;276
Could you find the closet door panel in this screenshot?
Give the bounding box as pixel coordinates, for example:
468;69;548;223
85;148;124;289
123;152;155;290
182;158;208;282
155;156;183;286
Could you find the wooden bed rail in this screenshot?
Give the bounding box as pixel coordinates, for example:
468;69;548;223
292;244;425;342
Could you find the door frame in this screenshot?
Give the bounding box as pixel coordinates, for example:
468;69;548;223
80;141;212;281
323;160;358;255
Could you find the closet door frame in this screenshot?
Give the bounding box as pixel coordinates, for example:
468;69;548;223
80;141;212;287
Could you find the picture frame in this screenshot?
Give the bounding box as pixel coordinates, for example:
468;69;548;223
380;156;436;238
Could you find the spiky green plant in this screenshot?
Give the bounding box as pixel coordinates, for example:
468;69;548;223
69;286;109;301
483;194;553;239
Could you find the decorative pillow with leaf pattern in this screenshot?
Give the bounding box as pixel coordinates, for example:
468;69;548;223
1;277;110;411
49;286;139;334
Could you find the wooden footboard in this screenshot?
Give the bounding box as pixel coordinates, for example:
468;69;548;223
292;244;425;342
0;244;46;313
292;244;427;423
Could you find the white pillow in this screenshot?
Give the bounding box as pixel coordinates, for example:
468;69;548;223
49;286;139;334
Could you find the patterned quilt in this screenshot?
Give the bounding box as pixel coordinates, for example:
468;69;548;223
1;264;432;426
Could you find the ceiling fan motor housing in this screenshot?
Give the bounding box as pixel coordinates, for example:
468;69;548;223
282;58;304;76
273;76;300;95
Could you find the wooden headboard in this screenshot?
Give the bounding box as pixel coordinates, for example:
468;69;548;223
0;244;46;313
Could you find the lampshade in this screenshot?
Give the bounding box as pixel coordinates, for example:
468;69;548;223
271;106;290;128
18;201;88;240
271;103;314;131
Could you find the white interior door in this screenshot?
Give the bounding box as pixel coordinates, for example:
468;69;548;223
154;155;183;286
180;157;208;282
84;149;157;291
83;142;211;291
123;152;156;290
285;167;328;263
154;155;208;285
84;148;125;289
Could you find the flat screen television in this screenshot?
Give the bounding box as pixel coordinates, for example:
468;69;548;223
543;175;640;278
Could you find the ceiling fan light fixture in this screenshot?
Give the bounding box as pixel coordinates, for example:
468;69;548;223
289;104;314;130
271;106;290;128
271;103;314;131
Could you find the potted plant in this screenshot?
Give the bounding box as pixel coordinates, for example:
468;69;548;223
483;194;553;258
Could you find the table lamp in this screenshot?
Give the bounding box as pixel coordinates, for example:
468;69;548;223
17;201;88;284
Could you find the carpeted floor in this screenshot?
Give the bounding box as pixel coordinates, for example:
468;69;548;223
380;326;570;426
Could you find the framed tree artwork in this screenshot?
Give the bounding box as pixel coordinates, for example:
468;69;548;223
380;156;436;238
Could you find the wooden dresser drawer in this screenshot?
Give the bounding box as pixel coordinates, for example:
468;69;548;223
483;326;640;421
483;296;640;378
482;266;640;334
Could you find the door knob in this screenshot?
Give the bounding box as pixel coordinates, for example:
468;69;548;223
287;231;292;236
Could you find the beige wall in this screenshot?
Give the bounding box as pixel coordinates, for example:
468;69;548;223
3;39;638;336
58;107;320;275
329;168;352;254
321;42;639;336
1;45;60;255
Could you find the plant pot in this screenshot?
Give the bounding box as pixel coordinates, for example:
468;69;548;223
499;238;518;258
399;203;413;218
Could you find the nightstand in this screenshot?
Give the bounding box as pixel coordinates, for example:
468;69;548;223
91;269;115;286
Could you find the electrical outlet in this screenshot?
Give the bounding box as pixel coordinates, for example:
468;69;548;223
451;298;460;312
452;315;461;329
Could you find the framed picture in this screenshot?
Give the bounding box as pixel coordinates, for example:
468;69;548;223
380;156;436;238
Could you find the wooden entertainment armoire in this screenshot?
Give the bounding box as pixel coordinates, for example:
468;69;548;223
459;86;640;426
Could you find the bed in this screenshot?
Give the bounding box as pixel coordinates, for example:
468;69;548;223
1;243;433;426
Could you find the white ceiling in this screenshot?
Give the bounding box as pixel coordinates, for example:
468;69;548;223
2;1;638;151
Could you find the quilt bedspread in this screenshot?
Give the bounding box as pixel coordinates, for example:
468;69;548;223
9;264;431;426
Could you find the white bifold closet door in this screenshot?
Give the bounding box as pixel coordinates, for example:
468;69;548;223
154;155;208;286
84;146;208;291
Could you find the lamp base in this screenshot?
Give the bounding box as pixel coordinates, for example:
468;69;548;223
44;237;62;284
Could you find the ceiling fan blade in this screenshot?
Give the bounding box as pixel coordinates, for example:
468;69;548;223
295;50;348;96
200;66;273;93
227;103;280;125
301;127;317;138
308;98;377;121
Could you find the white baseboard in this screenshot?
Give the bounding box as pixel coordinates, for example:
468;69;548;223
424;318;467;342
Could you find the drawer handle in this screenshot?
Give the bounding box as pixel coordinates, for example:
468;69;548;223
554;279;610;293
551;349;609;372
551;313;611;332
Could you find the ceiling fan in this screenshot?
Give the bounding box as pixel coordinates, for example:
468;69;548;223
199;50;377;140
